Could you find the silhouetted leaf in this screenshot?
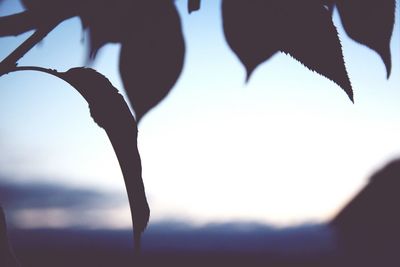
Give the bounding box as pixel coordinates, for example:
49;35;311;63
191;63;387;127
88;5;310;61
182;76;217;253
188;0;201;13
58;67;150;252
119;1;185;122
336;0;395;77
222;1;279;80
280;1;353;102
222;0;353;101
76;1;186;121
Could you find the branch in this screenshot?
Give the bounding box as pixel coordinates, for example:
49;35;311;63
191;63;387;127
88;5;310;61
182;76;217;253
0;22;59;77
0;65;59;77
0;8;76;38
0;11;36;37
0;7;77;76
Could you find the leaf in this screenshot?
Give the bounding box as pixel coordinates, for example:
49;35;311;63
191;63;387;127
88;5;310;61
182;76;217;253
58;67;150;252
336;0;395;78
280;1;353;102
119;1;185;122
188;0;201;13
77;1;186;121
222;0;353;101
222;1;280;80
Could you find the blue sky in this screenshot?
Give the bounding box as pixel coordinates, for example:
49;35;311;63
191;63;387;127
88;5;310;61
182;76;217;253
0;0;400;229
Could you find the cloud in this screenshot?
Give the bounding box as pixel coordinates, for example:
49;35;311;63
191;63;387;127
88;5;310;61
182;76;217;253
0;179;123;209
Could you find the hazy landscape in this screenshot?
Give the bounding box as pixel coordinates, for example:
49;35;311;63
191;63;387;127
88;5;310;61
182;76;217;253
3;158;400;266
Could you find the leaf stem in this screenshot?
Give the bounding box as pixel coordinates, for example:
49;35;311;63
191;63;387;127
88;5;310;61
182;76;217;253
7;65;59;75
0;65;67;83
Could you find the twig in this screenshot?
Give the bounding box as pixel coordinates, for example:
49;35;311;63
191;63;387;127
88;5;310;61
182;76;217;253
4;65;59;76
0;23;59;77
0;12;36;37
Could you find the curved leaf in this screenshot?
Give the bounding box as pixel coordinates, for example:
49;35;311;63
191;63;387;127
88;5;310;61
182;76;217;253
222;0;353;101
119;1;185;122
336;0;395;77
188;0;201;14
59;67;150;252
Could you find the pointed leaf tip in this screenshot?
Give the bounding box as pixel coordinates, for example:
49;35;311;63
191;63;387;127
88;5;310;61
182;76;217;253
380;46;392;79
347;87;354;103
337;0;395;80
245;65;256;83
188;0;201;14
222;0;279;82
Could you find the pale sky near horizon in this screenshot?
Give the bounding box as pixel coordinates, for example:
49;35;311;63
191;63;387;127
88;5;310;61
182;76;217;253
0;0;400;229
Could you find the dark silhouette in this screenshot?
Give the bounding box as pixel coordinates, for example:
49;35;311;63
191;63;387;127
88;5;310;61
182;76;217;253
61;67;150;251
118;1;185;122
334;0;395;77
1;66;149;253
222;0;354;100
5;225;335;267
332;159;400;266
13;0;186;123
0;0;398;264
0;206;20;267
0;1;184;253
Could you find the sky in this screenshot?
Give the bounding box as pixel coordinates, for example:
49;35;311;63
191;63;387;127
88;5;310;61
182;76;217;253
0;0;400;229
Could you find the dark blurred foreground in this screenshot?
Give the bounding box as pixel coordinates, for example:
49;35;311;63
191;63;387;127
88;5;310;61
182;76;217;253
9;225;337;267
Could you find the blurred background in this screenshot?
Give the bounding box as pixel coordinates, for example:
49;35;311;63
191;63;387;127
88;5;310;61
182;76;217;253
0;0;399;266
